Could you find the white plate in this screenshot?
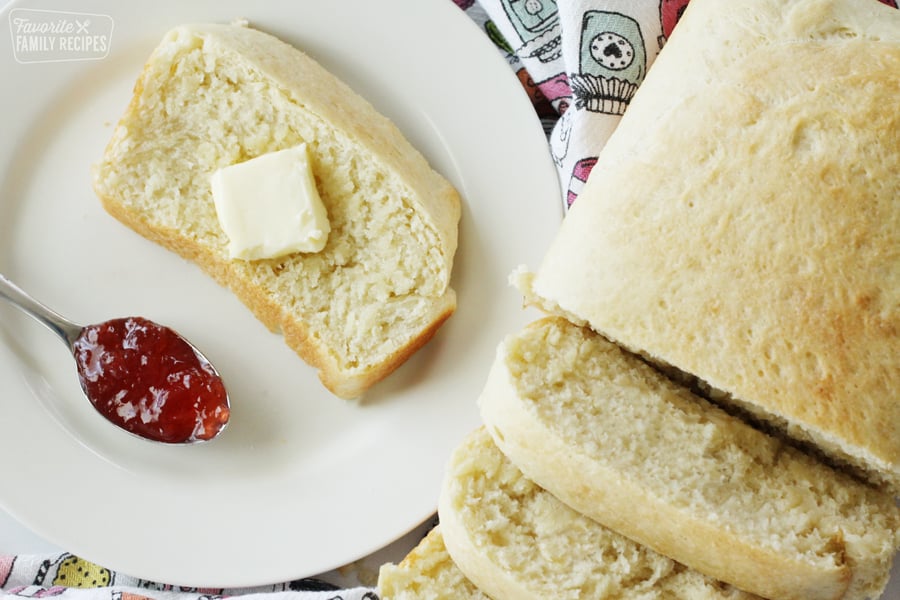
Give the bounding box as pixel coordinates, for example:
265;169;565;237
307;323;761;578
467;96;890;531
0;0;560;587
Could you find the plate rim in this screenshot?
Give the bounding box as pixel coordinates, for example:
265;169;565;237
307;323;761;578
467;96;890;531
0;0;562;587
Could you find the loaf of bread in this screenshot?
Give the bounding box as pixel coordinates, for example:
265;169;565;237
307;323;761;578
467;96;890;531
377;526;489;600
479;317;900;600
93;23;460;399
518;0;900;490
437;426;762;600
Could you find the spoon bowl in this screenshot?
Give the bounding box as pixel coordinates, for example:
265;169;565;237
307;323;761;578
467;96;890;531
0;273;230;444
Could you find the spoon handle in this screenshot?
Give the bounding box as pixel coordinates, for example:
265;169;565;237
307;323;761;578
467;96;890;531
0;273;83;348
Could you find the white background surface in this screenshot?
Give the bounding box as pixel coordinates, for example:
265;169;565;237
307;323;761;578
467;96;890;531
0;0;71;549
1;0;65;558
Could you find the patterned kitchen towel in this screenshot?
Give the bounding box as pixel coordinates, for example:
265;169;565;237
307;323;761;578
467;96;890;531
0;553;375;600
474;0;687;208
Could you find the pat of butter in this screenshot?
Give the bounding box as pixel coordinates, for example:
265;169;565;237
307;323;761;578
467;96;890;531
210;144;330;260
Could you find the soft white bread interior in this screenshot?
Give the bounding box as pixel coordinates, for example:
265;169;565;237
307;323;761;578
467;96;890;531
479;317;900;600
438;426;762;600
377;526;488;600
519;0;900;490
93;23;460;399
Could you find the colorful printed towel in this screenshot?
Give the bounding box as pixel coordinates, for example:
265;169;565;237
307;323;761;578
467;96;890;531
0;553;375;599
462;0;687;208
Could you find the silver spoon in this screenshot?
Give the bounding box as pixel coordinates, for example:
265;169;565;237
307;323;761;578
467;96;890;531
0;273;230;444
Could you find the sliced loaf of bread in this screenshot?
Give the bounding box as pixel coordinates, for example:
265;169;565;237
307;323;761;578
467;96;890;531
377;526;488;600
479;317;900;600
438;426;762;600
519;0;900;491
93;23;460;399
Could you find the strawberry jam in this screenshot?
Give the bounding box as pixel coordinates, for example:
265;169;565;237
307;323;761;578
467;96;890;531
72;317;229;443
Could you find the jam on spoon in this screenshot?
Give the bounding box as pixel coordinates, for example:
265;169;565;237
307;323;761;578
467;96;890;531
73;317;229;443
0;274;230;444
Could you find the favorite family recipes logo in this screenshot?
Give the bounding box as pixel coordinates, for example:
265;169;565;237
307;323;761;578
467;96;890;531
9;8;113;63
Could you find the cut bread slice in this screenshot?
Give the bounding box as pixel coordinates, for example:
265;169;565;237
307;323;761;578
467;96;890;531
93;23;460;399
377;526;488;600
520;0;900;490
479;317;900;600
438;426;762;600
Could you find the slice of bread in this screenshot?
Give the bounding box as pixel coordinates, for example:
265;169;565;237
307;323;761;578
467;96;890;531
520;0;900;490
93;23;461;399
438;426;762;600
377;526;488;600
479;317;900;600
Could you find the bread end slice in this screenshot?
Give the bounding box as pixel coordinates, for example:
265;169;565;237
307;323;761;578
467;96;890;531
377;526;488;600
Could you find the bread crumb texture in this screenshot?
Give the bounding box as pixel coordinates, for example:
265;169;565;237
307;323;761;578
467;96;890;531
440;427;759;600
499;317;900;600
377;527;488;600
93;25;460;397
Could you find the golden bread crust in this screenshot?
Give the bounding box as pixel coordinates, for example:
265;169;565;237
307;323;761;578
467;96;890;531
529;0;900;491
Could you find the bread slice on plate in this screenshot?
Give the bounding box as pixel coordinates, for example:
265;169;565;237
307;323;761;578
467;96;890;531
479;317;900;600
517;0;900;490
377;525;489;600
93;23;460;399
438;426;761;600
